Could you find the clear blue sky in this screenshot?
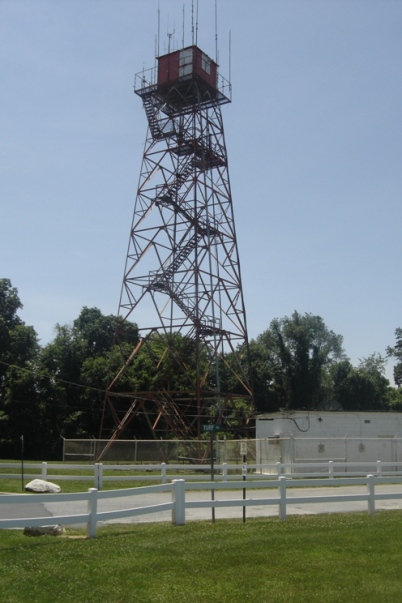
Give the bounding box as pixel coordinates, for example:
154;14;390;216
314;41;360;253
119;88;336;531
1;0;401;382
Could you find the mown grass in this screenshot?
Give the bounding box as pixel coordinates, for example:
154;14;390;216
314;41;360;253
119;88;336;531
0;460;164;492
1;459;216;493
1;512;402;602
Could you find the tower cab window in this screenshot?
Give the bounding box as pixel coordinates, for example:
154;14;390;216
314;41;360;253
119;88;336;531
201;53;211;74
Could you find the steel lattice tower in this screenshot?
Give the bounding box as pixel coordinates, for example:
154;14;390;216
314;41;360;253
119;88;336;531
100;45;253;450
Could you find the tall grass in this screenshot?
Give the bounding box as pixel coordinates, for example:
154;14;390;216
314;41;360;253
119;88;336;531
1;512;401;602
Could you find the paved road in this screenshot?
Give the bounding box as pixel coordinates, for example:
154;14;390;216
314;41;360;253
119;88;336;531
2;483;402;527
0;498;53;521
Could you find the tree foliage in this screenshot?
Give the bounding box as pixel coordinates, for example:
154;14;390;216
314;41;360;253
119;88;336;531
251;311;345;411
331;354;390;411
38;308;139;449
0;279;40;456
0;280;400;458
387;328;402;388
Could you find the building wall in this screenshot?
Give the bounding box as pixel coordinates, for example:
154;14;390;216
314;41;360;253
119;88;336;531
256;411;402;439
256;411;402;469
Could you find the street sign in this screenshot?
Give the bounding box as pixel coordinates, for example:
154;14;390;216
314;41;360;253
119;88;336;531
240;441;247;456
202;424;222;433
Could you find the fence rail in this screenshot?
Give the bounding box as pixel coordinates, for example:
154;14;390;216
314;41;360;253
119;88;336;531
1;474;402;538
3;460;402;490
0;482;175;538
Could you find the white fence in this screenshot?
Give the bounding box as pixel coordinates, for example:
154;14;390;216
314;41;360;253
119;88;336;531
2;475;402;538
2;460;402;490
0;482;177;538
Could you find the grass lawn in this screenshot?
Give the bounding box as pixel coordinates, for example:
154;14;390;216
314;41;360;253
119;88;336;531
1;512;402;602
0;461;162;493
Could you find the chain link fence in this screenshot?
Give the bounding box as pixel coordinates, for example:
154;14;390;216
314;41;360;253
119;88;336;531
64;436;402;473
62;438;257;464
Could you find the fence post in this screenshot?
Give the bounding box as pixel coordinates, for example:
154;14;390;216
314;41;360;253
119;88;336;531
172;479;185;526
41;462;47;480
377;460;382;477
222;463;228;482
279;476;287;521
276;462;282;477
87;488;98;538
367;474;375;515
94;463;103;490
328;460;334;479
161;462;167;485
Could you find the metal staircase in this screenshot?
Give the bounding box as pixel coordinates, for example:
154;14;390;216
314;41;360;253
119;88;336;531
142;94;173;140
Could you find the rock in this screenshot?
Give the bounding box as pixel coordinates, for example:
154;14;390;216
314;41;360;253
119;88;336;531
24;479;61;493
23;525;65;537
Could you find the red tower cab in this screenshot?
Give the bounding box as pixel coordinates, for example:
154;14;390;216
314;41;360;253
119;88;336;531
134;44;230;112
158;46;217;90
155;46;224;111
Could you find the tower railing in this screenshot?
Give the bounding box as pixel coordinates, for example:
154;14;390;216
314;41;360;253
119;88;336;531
134;67;232;103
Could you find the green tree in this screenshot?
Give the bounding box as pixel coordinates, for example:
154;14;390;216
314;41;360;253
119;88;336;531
38;308;139;447
251;311;345;411
387;328;402;387
247;339;278;412
0;278;24;393
331;354;390;411
0;279;40;457
387;386;402;409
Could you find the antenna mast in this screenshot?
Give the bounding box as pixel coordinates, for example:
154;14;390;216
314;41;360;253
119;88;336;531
229;30;232;87
215;0;218;62
191;0;194;45
195;0;199;46
157;1;160;57
182;4;185;48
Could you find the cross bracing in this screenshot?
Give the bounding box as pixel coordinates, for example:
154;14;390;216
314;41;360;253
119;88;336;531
99;47;253;455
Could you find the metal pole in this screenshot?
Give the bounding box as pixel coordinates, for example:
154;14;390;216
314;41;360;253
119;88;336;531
20;435;24;491
240;441;247;522
211;430;215;523
242;451;246;523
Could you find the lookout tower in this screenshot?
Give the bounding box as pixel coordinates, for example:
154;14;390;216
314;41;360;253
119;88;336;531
99;41;253;454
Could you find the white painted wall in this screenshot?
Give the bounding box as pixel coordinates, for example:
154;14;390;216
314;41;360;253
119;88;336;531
256;411;402;469
256;411;402;439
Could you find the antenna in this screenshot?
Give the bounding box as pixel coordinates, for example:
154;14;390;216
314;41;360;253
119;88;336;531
191;0;194;45
157;1;160;57
215;0;218;63
166;12;175;54
167;28;175;55
195;0;199;46
229;30;232;87
182;4;185;48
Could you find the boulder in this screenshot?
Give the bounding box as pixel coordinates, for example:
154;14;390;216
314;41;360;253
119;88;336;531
24;479;61;493
23;525;65;537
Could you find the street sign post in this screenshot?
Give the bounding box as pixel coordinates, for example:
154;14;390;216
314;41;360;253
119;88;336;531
241;441;247;523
